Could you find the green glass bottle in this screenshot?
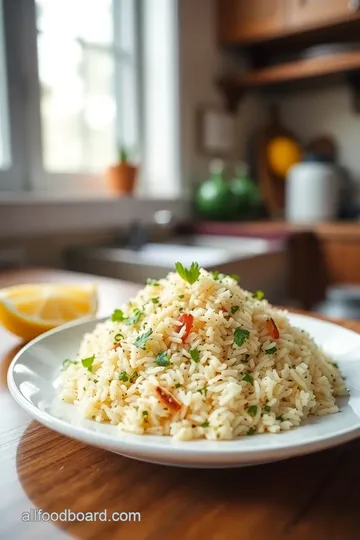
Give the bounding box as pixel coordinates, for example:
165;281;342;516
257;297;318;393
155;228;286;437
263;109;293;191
195;160;237;221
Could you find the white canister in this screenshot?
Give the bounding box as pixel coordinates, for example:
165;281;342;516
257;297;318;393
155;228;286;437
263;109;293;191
286;159;340;223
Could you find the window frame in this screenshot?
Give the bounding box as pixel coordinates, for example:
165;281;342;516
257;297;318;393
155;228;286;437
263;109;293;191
0;0;142;194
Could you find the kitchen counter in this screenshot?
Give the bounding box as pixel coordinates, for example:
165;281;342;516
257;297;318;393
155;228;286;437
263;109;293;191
182;220;360;309
2;267;360;540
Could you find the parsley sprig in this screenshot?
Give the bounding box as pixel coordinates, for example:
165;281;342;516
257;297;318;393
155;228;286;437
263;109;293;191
175;262;200;285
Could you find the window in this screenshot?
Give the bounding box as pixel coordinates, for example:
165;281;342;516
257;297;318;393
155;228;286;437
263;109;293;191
36;0;138;174
0;1;9;170
0;0;180;198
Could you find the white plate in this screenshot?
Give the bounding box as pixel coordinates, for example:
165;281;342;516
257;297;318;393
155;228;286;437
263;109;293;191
7;314;360;468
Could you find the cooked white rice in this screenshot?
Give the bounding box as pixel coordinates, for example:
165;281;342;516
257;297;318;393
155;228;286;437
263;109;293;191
59;268;347;441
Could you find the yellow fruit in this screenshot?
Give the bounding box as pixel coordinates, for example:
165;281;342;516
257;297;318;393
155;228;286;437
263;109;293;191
267;136;302;179
0;283;97;341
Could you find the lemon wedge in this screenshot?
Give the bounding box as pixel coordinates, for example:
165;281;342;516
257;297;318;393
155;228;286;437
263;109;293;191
0;283;97;341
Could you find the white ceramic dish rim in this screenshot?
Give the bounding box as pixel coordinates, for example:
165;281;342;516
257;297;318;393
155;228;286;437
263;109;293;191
7;313;360;466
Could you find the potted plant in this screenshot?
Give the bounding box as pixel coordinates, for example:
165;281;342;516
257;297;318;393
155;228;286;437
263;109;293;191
106;146;138;196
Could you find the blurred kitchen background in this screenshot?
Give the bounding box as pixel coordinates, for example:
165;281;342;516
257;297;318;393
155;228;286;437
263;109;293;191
1;0;360;318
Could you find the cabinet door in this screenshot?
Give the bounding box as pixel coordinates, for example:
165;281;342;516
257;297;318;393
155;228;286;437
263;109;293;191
287;0;359;30
218;0;286;44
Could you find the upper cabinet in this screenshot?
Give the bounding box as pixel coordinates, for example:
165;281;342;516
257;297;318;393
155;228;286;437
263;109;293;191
218;0;286;44
286;0;359;30
218;0;360;45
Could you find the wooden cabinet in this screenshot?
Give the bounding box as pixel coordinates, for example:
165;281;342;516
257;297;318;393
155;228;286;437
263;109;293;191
286;0;359;30
218;0;360;45
218;0;286;44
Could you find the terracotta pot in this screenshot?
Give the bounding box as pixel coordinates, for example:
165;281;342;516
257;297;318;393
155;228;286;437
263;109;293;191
106;162;137;195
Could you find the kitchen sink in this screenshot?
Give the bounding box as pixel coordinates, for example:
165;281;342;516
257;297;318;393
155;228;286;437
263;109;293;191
66;235;288;303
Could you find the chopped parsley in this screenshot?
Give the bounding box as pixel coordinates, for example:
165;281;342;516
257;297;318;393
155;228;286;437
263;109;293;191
130;371;138;382
93;379;98;384
247;405;258;417
190;348;200;363
114;333;123;342
198;387;207;396
252;290;265;301
125;308;143;326
178;294;184;299
234;327;250;347
175;261;200;285
134;329;153;349
211;271;239;282
118;371;129;382
151;297;159;304
111;309;126;322
263;405;271;413
142;410;149;418
201;421;210;428
265;346;277;355
155;351;170;367
277;415;284;422
62;358;77;369
147;279;160;286
231;305;240;314
242;373;254;385
83;387;87;392
247;427;256;436
175;383;181;388
81;354;95;372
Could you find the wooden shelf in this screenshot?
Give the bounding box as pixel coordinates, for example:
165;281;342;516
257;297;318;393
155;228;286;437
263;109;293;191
218;49;360;92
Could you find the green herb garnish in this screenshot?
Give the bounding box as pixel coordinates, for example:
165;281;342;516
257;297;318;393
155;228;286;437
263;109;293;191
134;329;153;349
234;327;250;347
118;371;129;382
265;346;277;355
142;410;148;418
147;279;160;286
178;294;184;299
242;373;254;385
247;405;258;417
83;386;87;392
151;298;159;304
198;387;207;396
93;379;98;384
263;405;271;413
190;348;200;363
130;371;138;382
201;421;210;428
231;305;240;314
277;415;284;421
212;271;239;282
175;383;181;388
252;290;265;301
125;308;143;326
175;261;200;285
247;427;256;436
114;333;123;342
111;309;126;322
81;354;95;372
62;358;77;369
155;351;170;367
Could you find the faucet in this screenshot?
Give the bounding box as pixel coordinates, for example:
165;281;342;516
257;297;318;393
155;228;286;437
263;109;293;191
124;210;175;251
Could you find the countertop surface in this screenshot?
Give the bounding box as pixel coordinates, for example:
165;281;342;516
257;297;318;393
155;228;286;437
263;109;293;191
2;268;360;540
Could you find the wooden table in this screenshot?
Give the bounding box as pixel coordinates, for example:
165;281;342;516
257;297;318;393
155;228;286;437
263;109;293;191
2;268;360;540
